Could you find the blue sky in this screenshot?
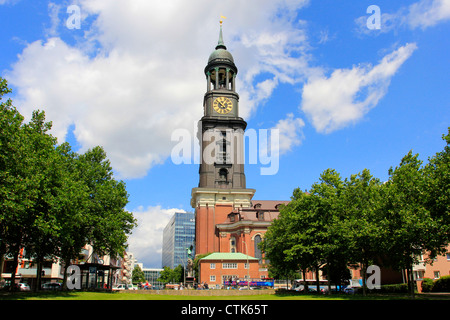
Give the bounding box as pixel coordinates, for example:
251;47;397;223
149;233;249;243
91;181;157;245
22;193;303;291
1;0;449;268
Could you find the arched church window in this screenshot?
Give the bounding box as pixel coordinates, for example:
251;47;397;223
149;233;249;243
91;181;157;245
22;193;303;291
219;168;228;181
216;131;230;164
254;235;262;263
230;237;236;253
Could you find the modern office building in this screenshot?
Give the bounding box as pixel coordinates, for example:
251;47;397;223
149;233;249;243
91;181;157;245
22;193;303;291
142;268;164;288
162;212;195;269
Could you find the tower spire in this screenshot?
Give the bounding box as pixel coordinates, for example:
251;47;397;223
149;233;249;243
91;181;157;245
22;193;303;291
216;16;227;50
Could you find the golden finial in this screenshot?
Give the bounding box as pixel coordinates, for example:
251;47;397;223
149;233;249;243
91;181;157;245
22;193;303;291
220;15;227;25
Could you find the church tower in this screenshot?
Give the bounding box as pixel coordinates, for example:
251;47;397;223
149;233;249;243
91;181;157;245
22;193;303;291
199;24;246;189
191;24;255;256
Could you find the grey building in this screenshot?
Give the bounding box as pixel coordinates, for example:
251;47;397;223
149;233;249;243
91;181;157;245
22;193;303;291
162;212;195;269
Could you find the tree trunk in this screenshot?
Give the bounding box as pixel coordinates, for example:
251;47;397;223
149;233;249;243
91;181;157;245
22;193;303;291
302;269;308;292
407;266;415;299
34;257;43;292
0;255;4;283
327;264;332;294
62;257;71;291
0;242;6;282
9;245;20;292
315;267;320;293
361;263;367;296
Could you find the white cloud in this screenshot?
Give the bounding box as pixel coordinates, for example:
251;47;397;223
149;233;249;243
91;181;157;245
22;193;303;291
0;0;20;5
301;43;417;134
355;0;450;34
273;113;305;155
6;0;311;179
408;0;450;28
7;0;439;182
127;206;185;268
45;2;62;37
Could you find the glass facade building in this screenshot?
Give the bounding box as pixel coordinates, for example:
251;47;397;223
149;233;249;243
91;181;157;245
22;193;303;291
162;212;195;269
142;268;164;288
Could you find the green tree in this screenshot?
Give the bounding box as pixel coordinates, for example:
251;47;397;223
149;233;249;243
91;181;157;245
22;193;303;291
132;265;145;284
157;266;184;284
78;146;136;261
173;264;184;284
260;200;301;283
0;107;59;291
20;110;62;291
0;78;26;286
54;143;91;290
339;169;385;295
423;128;450;256
262;169;345;293
383;151;432;297
0;77;137;291
160;266;173;284
260;129;450;297
307;169;344;293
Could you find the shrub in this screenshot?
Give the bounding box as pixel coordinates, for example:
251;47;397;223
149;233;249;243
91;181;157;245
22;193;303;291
432;275;450;293
376;283;409;293
275;288;302;295
421;278;434;293
274;288;290;294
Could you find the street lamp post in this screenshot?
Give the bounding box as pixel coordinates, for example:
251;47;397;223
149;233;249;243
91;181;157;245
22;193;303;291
242;240;250;290
178;256;186;288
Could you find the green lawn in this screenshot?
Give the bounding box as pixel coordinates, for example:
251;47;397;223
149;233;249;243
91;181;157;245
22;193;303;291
1;290;449;300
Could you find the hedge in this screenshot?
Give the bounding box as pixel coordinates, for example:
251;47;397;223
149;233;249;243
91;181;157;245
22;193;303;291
421;278;434;293
374;283;409;294
432;275;450;293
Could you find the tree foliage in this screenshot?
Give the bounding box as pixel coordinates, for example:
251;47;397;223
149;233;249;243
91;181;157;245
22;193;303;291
132;264;145;284
261;129;450;296
0;78;137;291
157;265;184;284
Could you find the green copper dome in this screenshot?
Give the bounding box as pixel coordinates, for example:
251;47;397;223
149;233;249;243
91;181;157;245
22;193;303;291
208;48;234;64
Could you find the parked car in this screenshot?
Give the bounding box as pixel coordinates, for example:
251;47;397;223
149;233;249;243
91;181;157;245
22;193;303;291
16;283;31;291
41;282;62;290
343;286;359;294
112;284;126;291
113;284;137;290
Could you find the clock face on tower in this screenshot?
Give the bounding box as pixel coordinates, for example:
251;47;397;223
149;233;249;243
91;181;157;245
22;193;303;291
213;97;233;114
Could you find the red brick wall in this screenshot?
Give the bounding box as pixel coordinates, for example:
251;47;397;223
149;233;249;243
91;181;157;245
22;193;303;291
195;203;236;255
423;247;450;280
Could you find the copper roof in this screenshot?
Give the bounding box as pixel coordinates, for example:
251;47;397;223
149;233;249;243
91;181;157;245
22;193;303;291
219;200;290;224
249;200;290;211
